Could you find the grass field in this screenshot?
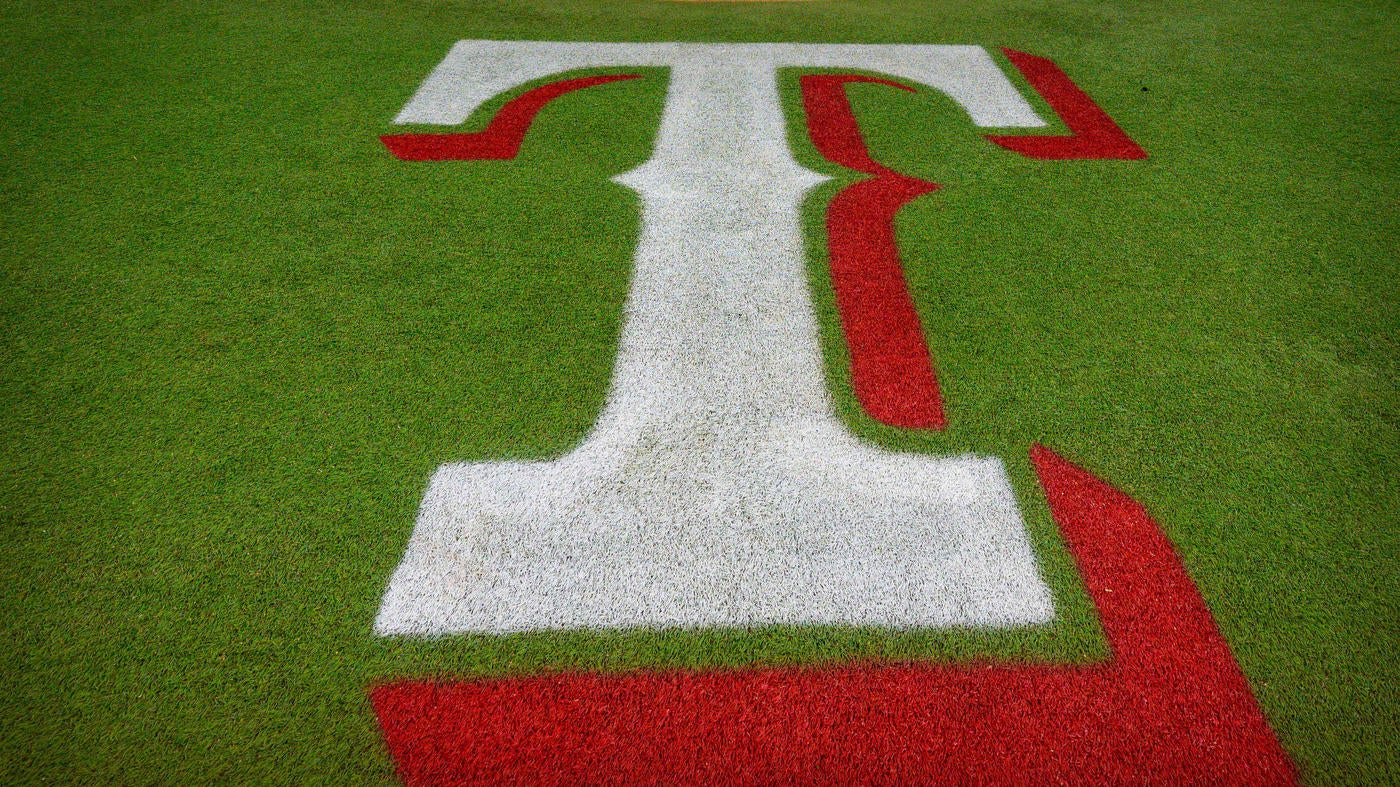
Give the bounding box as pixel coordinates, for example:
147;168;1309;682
2;0;1396;782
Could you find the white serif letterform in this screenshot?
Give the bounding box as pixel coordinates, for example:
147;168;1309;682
376;42;1056;635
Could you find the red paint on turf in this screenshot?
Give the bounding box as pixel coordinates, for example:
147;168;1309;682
801;74;947;430
987;49;1148;160
372;445;1295;784
380;74;641;161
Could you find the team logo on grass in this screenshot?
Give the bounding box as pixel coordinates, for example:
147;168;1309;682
370;41;1294;783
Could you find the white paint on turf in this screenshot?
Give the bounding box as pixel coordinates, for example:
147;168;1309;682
393;41;1047;129
376;42;1055;635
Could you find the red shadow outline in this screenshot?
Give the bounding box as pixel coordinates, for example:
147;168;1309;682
380;74;642;161
802;74;948;431
371;446;1295;784
987;49;1148;160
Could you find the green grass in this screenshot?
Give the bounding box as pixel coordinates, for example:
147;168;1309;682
2;0;1396;782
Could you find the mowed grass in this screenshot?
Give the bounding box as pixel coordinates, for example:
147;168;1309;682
1;0;1396;782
